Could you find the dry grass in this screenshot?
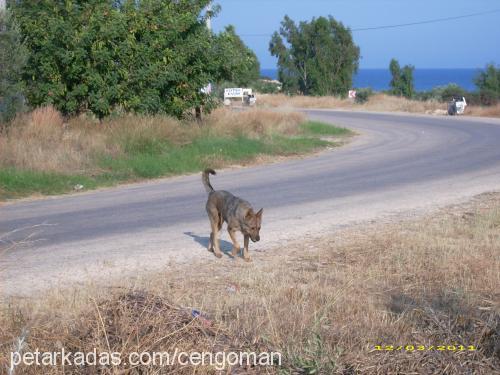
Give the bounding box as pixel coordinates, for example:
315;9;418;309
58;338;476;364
467;103;500;118
258;93;500;118
0;106;305;174
1;193;499;373
207;108;305;138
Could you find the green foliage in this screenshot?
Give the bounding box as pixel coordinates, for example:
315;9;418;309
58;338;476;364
269;15;360;96
416;84;466;102
291;333;338;374
389;58;415;98
0;9;28;123
12;0;223;118
354;87;373;104
474;64;500;105
213;25;260;86
252;79;282;94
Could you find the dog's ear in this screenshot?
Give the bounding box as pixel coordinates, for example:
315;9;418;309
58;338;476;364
256;208;264;218
245;210;254;221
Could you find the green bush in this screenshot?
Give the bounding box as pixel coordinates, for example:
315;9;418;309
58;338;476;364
416;84;467;102
252;79;282;94
354;87;373;104
12;1;259;119
13;0;217;118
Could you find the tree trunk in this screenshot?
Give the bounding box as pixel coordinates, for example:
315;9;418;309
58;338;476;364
195;106;202;123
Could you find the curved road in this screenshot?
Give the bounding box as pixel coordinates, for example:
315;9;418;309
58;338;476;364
2;110;500;295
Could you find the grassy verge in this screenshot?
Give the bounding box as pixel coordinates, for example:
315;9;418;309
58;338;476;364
1;193;498;373
0;107;352;200
300;120;351;136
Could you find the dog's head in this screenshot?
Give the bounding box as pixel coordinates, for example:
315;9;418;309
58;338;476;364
243;208;263;242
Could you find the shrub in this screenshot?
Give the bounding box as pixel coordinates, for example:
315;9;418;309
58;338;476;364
354;87;373;104
252;79;282;94
416;84;467;102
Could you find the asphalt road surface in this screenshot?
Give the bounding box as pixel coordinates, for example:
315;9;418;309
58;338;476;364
2;110;500;296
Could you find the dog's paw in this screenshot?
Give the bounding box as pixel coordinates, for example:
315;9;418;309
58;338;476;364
243;256;252;262
214;252;223;258
207;247;214;253
230;248;240;257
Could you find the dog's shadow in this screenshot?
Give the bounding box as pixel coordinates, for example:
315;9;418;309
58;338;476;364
184;231;235;257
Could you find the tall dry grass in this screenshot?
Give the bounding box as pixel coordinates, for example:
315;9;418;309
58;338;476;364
258;93;500;118
258;93;444;114
207;108;305;138
0;106;305;174
1;193;498;373
467;103;500;118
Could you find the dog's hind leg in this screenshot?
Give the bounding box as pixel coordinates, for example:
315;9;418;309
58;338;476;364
228;228;241;257
209;213;223;258
206;202;223;258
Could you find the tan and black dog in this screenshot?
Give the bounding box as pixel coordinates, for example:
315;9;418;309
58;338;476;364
202;169;263;261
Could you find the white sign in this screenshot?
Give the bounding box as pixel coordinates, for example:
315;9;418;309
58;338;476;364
224;88;243;98
348;90;357;99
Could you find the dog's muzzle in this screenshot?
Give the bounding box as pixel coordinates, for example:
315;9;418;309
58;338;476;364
251;235;260;242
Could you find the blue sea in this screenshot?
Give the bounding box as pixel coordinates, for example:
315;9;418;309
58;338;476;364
260;68;479;92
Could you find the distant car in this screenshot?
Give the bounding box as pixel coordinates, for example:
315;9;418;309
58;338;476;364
448;96;467;115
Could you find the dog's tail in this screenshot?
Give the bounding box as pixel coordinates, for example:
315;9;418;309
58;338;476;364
202;168;216;193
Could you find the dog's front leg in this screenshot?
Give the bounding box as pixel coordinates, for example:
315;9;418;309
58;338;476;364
228;228;241;257
207;232;214;253
243;235;251;262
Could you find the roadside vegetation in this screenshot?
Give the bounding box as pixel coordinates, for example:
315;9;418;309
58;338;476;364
1;193;498;373
257;92;500;117
269;15;360;96
0;107;351;200
389;58;415;99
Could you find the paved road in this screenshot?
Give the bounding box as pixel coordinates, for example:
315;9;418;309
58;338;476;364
2;111;500;296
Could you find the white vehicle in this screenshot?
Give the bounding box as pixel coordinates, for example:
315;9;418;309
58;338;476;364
448;96;467;115
224;88;256;106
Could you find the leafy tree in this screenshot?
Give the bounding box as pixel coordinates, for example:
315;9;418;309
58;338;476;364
474;63;500;105
213;25;260;87
0;8;28;123
12;0;221;119
269;15;359;96
389;58;414;98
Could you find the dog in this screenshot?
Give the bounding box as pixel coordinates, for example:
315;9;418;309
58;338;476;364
202;168;263;261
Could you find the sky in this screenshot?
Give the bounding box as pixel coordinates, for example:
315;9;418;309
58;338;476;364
211;0;500;69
